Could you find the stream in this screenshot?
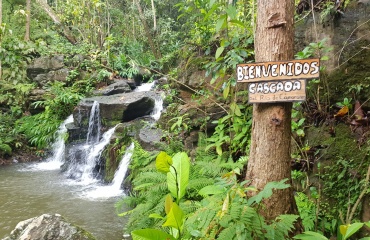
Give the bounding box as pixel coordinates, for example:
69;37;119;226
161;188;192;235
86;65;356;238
0;164;127;240
0;82;163;240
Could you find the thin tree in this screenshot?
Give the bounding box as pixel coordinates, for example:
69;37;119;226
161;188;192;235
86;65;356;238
245;0;299;221
24;0;31;41
134;0;161;59
35;0;76;44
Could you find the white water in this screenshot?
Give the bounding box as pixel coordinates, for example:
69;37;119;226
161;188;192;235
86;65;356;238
135;81;164;121
66;126;117;185
81;143;135;199
26;115;74;171
86;101;101;144
134;81;156;92
151;95;164;121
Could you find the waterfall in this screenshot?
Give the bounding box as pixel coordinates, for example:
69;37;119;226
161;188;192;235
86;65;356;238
86;101;101;144
81;143;135;199
134;81;163;121
134;81;156;92
111;143;134;190
151;95;163;121
65;126;117;185
30;115;74;170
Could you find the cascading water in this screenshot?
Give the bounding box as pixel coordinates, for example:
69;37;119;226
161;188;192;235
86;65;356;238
81;143;135;199
135;81;164;121
28;115;73;171
86;101;101;144
111;142;134;190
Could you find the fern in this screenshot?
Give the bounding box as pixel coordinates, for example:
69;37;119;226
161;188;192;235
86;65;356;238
265;215;299;240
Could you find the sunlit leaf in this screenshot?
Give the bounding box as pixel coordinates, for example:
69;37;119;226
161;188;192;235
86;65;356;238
162;202;184;230
215;46;225;59
343;223;364;240
156;151;173;173
132;229;176;240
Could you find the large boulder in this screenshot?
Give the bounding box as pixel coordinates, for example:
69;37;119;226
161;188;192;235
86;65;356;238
68;92;157;141
93;80;132;96
27;56;65;80
2;213;96;240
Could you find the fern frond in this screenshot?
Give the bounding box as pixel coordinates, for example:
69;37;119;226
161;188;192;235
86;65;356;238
265;214;299;240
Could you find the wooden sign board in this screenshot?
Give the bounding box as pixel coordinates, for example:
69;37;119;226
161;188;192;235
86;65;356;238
236;59;320;83
248;80;306;103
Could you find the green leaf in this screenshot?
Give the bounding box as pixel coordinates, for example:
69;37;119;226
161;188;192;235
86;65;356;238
247;179;290;205
216;145;222;155
198;185;225;196
162;202;185;231
156;151;173;173
149;213;164;219
293;231;328;240
165;194;173;215
215;15;226;33
230;102;242;117
229;19;245;28
167;152;190;201
131;229;176;240
343;223;364;240
223;83;230;99
215;46;225;59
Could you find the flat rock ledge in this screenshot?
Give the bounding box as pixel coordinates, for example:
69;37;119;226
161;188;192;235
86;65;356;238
2;213;96;240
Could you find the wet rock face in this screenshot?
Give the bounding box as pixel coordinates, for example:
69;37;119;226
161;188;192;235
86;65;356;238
294;4;370;103
93;80;132;96
68;92;157;142
2;213;96;240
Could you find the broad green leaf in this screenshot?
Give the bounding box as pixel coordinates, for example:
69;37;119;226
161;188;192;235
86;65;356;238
343;223;364;240
215;15;226;33
199;185;225;196
156;151;173;173
167;152;190;201
131;229;176;240
165;194;173;215
223;83;230;99
340;224;348;236
162;202;184;230
225;5;237;20
293;231;328;240
149;213;164;219
215;46;225;59
230;19;245;28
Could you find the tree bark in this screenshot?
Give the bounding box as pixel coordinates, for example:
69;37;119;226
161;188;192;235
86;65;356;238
0;0;2;80
245;0;298;221
24;0;31;41
134;0;161;59
35;0;77;44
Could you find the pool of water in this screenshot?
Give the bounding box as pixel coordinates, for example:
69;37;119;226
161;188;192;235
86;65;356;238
0;163;127;240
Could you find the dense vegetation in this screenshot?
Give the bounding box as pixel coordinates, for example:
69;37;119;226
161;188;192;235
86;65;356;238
0;0;369;239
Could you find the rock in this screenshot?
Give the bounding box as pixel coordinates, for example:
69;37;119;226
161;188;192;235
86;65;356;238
33;68;70;87
72;92;157;130
93;80;132;96
27;56;65;80
138;126;163;151
28;89;49;114
2;213;96;240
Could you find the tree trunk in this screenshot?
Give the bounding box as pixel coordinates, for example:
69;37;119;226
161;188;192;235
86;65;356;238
35;0;77;44
24;0;31;41
134;0;161;59
0;0;2;81
245;0;298;221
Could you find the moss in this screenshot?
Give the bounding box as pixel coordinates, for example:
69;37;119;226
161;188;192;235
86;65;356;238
305;123;366;163
325;40;370;105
